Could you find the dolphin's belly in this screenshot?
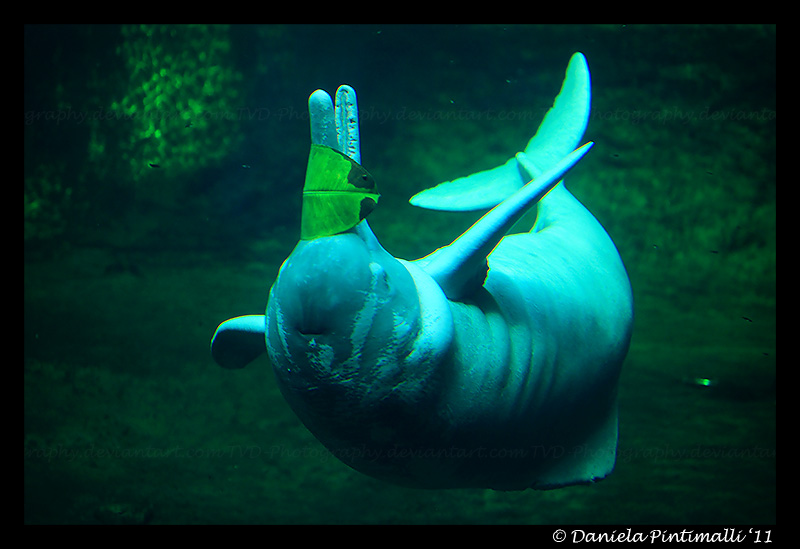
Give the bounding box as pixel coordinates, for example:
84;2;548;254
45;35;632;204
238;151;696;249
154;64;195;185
484;189;634;416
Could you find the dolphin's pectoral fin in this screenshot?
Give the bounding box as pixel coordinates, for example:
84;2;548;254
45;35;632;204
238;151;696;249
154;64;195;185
210;315;267;369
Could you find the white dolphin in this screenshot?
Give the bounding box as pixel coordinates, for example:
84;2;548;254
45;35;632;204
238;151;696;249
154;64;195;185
211;53;634;490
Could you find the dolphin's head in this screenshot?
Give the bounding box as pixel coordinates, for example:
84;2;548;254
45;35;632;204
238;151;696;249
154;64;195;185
265;224;456;475
265;226;429;421
264;136;455;466
266;140;421;389
268;230;418;345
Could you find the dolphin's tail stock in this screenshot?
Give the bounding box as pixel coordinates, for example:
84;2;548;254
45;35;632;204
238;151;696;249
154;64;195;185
408;52;591;213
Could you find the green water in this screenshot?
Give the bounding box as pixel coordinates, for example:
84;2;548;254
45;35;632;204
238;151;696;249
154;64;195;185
24;24;775;524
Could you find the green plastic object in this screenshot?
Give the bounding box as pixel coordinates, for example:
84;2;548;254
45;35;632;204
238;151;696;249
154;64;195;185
300;144;379;240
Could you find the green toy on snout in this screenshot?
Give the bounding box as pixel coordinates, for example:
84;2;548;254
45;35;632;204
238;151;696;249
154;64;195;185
300;144;379;240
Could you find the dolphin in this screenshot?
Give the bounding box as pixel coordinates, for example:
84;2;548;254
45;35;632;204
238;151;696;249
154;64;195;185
211;53;634;490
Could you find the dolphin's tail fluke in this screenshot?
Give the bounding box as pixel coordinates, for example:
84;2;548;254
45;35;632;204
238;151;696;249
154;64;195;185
408;52;591;212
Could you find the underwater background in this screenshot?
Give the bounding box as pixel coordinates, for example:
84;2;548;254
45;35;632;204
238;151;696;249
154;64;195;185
24;24;775;524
